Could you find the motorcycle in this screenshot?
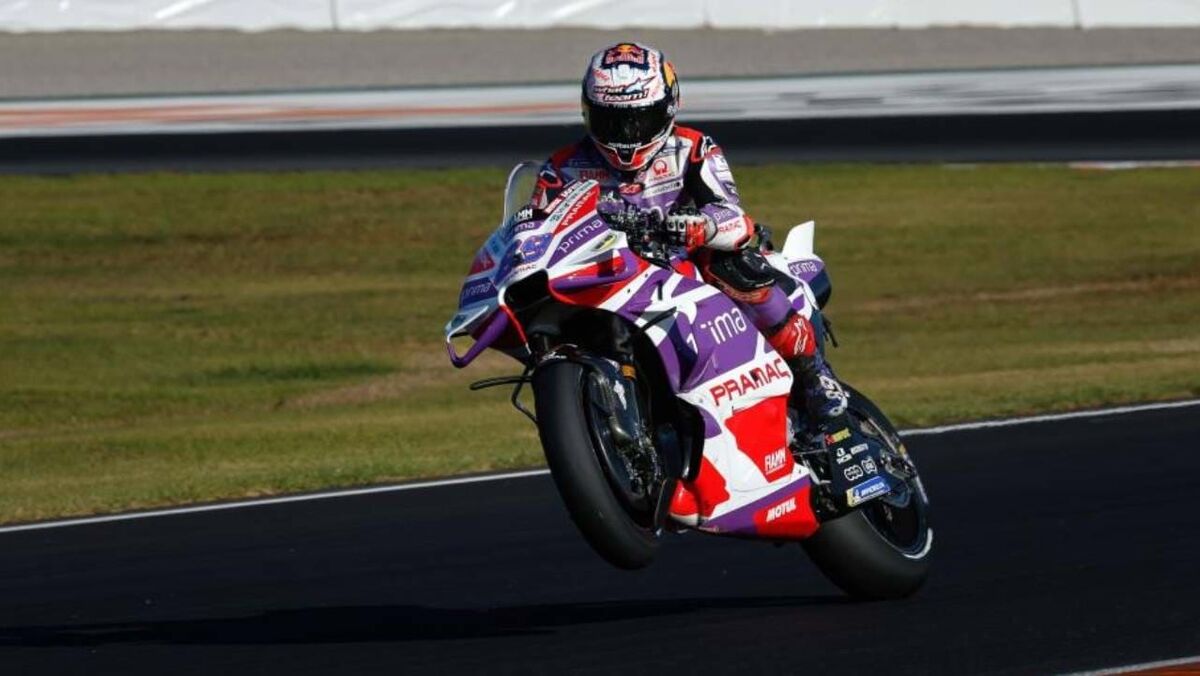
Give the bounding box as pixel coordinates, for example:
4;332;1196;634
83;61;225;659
445;163;932;599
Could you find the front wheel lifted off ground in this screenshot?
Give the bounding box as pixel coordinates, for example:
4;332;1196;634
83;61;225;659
533;360;658;570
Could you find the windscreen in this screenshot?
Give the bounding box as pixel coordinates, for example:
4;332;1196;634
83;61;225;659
502;161;542;224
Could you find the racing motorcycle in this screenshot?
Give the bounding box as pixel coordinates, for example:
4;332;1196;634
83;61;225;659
445;163;932;600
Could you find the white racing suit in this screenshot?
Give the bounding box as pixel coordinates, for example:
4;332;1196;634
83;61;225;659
532;125;848;426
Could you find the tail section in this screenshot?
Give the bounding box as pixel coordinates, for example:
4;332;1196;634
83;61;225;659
782;220;816;261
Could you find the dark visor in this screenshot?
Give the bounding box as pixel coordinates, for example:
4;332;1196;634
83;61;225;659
587;99;671;147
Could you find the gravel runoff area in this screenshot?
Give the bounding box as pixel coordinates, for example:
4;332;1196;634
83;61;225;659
3;27;1200;98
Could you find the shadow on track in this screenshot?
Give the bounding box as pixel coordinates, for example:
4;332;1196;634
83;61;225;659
0;595;846;646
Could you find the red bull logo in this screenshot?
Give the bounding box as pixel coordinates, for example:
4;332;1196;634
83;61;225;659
602;43;648;67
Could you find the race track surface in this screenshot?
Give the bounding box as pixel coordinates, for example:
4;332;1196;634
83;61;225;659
5;64;1200;173
1;405;1198;674
8;65;1200;139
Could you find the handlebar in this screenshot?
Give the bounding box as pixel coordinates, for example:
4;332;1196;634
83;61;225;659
599;206;673;264
600;203;701;237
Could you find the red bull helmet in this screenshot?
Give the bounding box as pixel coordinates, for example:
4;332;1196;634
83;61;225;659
582;42;680;172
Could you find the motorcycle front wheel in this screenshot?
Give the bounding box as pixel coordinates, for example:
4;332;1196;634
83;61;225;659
533;359;659;570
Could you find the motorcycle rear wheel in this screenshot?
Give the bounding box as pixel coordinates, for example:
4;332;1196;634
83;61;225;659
533;359;659;570
801;384;932;600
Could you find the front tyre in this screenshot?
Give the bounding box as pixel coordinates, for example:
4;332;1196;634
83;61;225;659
802;385;932;599
533;360;658;570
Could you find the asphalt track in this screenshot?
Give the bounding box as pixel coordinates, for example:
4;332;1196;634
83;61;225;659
9;107;1200;173
3;28;1200;172
6;64;1200;173
1;404;1198;674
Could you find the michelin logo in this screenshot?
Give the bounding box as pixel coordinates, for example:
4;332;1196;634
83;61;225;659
845;476;889;507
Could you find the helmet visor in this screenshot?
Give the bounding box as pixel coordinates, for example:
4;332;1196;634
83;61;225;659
587;99;672;147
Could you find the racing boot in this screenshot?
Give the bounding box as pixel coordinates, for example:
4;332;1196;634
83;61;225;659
766;312;852;445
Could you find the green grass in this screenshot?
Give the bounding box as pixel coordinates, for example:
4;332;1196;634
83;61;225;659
1;164;1198;523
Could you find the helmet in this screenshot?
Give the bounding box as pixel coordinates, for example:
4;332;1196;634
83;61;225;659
582;42;680;171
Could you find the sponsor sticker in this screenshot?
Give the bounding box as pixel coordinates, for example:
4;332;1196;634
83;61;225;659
835;447;852;464
518;234;551;262
544;181;593;224
764;496;797;523
844;465;864;482
555;220;606;256
708;356;790;406
642;178;683;199
510;262;538;278
577;168;609;182
591;233;618;253
861;457;878;475
698;308;748;345
846;476;889;507
788;260;821;277
762;448;789;478
717;218;747;235
591;75;658;103
459;279;495;306
602;43;648;68
826;428;852;444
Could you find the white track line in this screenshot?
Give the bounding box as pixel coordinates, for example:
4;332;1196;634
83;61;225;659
1;399;1196;535
1065;654;1200;675
0;469;551;535
901;399;1200;437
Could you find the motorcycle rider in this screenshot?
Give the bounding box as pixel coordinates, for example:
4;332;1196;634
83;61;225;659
530;42;849;441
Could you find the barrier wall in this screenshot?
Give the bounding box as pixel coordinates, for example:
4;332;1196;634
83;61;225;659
2;0;1198;31
0;1;333;31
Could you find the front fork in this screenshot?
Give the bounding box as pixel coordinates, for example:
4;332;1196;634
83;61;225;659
531;316;683;533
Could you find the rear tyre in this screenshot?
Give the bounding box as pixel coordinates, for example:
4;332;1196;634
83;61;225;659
533;360;658;570
801;385;932;599
802;508;931;600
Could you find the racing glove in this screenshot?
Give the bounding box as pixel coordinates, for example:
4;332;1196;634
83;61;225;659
662;212;714;250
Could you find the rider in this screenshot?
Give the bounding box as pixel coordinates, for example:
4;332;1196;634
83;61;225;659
530;42;849;440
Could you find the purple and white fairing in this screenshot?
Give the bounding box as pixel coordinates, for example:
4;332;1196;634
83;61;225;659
447;181;832;537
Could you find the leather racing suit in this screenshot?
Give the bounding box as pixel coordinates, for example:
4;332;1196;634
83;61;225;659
531;126;848;425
